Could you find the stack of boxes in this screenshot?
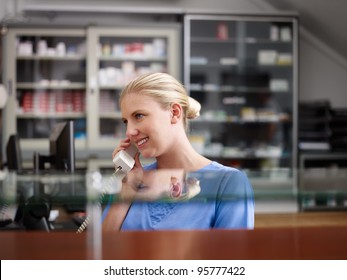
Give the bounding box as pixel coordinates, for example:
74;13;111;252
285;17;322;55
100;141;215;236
20;91;85;114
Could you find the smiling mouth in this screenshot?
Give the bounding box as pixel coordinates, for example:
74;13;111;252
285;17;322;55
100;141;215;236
137;137;149;147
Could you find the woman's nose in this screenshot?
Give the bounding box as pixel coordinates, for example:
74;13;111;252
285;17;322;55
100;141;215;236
126;123;139;138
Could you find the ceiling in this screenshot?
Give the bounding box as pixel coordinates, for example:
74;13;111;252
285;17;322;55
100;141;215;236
264;0;347;59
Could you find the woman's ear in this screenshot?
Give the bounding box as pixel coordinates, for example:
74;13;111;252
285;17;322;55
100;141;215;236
170;176;182;198
170;103;182;124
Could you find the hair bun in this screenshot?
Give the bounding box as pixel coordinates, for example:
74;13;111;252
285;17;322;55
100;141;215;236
186;96;201;119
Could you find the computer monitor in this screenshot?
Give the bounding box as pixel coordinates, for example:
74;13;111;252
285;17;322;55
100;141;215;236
6;134;23;172
49;121;76;173
33;121;75;173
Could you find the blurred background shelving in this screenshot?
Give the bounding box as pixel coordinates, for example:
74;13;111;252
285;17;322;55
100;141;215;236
184;14;298;191
1;2;346;214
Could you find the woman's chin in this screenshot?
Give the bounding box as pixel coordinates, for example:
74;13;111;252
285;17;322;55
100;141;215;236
139;151;153;159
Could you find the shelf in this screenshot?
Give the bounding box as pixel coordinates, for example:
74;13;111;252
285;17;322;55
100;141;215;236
193;118;290;124
249;177;293;189
99;85;124;90
20;138;87;151
99;112;122;119
205;153;286;160
17;82;86;90
202;147;286;159
16;55;86;60
189;84;289;93
190;62;292;68
99;56;167;62
190;37;292;44
17;112;86;119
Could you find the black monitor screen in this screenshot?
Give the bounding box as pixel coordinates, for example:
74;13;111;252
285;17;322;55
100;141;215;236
49;121;75;173
6;134;23;172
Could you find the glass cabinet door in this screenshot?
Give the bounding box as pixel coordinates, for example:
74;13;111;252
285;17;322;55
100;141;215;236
87;26;180;152
184;15;298;189
4;28;87;157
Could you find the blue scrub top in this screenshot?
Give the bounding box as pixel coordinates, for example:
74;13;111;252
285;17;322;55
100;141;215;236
121;161;254;230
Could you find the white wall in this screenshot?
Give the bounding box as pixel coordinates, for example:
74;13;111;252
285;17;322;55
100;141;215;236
0;0;13;20
299;29;347;108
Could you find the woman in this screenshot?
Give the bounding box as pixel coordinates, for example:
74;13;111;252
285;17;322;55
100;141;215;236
103;72;254;231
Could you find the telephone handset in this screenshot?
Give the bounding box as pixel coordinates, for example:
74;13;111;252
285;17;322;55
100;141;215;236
112;143;138;175
76;143;138;233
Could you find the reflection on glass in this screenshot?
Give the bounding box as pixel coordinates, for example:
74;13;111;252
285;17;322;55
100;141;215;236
118;169;200;202
1;167;346;232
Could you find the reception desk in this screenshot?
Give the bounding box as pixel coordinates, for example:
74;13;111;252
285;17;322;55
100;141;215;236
1;171;347;260
1;226;347;260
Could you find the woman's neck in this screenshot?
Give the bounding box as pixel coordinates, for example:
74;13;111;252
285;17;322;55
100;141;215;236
156;136;211;172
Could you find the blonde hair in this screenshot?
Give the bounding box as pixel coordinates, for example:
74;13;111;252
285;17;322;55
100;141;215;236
119;72;201;131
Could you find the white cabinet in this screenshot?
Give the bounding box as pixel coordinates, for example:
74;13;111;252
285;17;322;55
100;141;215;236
86;26;181;151
2;25;181;161
3;28;88;158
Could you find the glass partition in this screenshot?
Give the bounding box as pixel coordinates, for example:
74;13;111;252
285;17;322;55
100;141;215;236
1;167;346;233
